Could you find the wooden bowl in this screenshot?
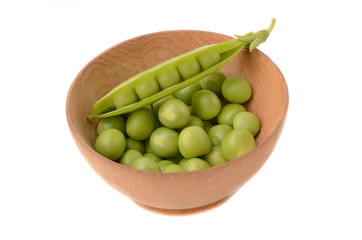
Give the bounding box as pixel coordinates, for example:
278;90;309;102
66;30;288;215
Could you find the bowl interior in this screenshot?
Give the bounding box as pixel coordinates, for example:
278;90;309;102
66;30;288;212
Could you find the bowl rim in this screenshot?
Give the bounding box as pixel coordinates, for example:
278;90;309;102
66;29;289;176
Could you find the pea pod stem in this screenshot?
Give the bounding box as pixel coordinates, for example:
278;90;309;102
235;18;276;51
89;19;276;119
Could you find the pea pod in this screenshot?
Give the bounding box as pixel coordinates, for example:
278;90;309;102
89;19;276;119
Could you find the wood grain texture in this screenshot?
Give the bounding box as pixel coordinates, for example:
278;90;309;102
66;30;288;215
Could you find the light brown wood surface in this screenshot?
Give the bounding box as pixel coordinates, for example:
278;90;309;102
66;30;289;215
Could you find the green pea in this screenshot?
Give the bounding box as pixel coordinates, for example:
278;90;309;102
221;129;256;161
203;146;228;167
144;104;153;110
200;70;226;95
187;105;194;114
233;111;261;136
163;164;184;173
156;67;181;90
144;139;152;153
174;81;201;105
198;52;221;70
203;121;214;133
183;115;204;129
95;129;126;160
222;76;252;103
157;160;175;172
183;158;210;172
217;103;246;126
113;88;139;109
177;57;200;80
168;154;184;164
125;138;145;153
143;152;162;163
97;116;126;136
126;108;156;140
152;95;175;116
178;158;188;167
149;127;180;158
130;157;160;172
120;149;143;166
158;98;190;129
134;77;160;100
178;126;211;158
191;90;221;120
208;124;233;146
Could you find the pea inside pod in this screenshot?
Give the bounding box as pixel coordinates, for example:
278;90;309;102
89;19;276;119
156;66;181;90
134;77;160;100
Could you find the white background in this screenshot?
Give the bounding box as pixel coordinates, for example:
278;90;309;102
1;0;361;239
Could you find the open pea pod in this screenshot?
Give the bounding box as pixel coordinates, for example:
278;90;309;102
89;19;276;119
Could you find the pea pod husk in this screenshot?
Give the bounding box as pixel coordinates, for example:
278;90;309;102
89;19;276;119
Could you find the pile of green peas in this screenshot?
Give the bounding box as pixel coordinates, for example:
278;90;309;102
94;70;261;172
